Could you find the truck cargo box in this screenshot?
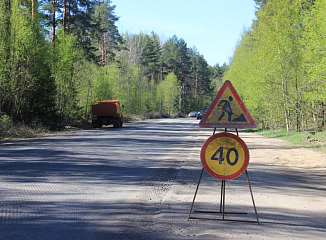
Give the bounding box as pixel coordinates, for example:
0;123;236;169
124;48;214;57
92;101;121;116
91;100;123;128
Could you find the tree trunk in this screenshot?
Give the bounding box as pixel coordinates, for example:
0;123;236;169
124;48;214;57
31;0;34;21
276;20;290;132
63;0;67;32
101;32;106;66
67;1;71;33
52;0;56;42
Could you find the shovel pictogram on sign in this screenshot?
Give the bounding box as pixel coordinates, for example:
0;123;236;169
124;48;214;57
199;80;256;128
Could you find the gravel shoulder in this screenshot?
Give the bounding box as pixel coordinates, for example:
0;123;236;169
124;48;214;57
0;118;325;239
152;127;326;239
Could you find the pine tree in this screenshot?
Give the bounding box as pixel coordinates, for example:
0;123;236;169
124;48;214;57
91;0;123;65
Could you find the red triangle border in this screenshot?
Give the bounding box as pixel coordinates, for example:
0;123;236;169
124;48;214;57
199;80;256;128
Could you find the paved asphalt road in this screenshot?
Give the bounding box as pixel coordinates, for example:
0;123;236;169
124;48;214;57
0;118;325;240
0;118;203;240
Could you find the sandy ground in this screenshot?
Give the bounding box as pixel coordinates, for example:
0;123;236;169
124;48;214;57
144;127;326;239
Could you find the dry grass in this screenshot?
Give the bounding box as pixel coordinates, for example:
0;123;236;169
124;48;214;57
0;111;186;140
0;123;48;140
0;114;50;140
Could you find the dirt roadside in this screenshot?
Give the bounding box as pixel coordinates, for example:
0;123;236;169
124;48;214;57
143;128;326;239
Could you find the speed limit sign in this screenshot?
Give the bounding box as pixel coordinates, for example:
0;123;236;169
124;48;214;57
201;132;249;180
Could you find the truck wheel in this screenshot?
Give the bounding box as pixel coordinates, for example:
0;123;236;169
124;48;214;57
92;118;102;128
113;117;122;128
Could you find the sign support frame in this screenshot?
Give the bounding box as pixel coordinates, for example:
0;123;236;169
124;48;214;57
188;128;259;224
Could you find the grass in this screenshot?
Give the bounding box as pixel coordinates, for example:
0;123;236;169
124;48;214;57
248;128;326;152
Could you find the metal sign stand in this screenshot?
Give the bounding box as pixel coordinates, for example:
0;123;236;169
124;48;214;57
188;128;259;224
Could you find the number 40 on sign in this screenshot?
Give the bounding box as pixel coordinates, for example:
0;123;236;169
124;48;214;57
200;132;249;180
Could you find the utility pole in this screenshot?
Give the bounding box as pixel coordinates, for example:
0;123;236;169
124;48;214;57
179;85;182;112
128;77;130;115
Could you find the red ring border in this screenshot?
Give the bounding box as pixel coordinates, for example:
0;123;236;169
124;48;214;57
200;132;249;180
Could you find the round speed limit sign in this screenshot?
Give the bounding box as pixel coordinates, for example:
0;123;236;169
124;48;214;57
201;132;249;180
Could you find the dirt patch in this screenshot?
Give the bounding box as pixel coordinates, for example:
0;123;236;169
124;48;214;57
244;132;326;169
161;129;326;240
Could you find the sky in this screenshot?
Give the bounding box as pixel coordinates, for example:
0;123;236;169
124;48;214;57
111;0;257;66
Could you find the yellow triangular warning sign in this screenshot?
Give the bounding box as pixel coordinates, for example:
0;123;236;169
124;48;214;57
199;80;256;128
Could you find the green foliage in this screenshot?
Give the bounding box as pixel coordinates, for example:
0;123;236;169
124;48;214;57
91;0;123;65
162;35;191;85
0;0;219;130
210;63;229;94
52;29;79;121
4;0;326;135
157;73;179;115
0;0;57;126
301;0;326;130
225;0;326;132
0;114;12;130
256;129;326;152
0;1;11;114
189;48;213;110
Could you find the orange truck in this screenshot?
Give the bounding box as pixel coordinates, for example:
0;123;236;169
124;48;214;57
91;100;123;128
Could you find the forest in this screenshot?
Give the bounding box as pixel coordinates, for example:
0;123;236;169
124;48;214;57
0;0;325;133
226;0;326;132
0;0;226;130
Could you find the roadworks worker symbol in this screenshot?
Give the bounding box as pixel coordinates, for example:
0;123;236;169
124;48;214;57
199;80;256;128
201;132;249;180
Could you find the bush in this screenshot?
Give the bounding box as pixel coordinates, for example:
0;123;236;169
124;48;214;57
0;114;48;139
142;111;171;119
0;114;13;138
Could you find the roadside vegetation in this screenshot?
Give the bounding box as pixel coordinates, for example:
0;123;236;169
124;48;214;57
0;0;226;138
251;129;326;152
1;0;326;142
0;114;49;139
225;0;326;133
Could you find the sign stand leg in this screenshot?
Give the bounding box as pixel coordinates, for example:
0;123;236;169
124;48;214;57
219;179;224;213
188;128;259;224
188;167;204;220
221;180;226;220
245;169;260;224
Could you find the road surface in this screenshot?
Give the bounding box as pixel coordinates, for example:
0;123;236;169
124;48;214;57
0;118;325;239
